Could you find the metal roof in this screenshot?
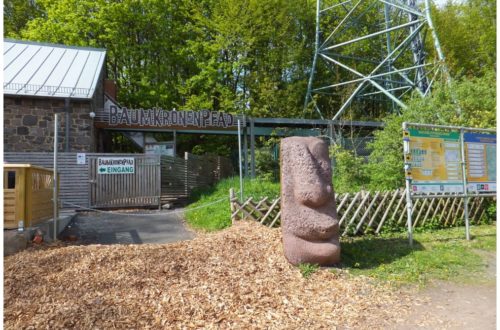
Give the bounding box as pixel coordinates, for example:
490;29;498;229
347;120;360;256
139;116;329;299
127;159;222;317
3;39;106;99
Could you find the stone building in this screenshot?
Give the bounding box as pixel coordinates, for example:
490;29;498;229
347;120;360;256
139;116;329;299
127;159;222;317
3;39;107;152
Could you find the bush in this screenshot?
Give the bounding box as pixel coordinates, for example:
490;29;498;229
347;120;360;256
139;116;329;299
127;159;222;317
330;145;368;193
255;148;279;181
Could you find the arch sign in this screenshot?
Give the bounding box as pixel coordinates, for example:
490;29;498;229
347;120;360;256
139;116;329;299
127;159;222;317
95;97;244;131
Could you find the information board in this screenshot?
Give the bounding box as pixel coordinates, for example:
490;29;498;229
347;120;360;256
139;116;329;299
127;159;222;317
407;128;463;193
98;157;135;174
464;133;496;192
144;143;175;156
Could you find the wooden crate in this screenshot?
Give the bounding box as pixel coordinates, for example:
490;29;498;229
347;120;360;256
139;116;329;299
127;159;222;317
3;164;55;229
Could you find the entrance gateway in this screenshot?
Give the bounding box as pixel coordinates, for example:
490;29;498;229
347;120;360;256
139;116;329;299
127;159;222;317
89;155;160;208
94;96;383;178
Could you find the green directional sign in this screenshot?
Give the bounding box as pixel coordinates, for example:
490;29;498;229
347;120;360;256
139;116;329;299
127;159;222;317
97;157;135;174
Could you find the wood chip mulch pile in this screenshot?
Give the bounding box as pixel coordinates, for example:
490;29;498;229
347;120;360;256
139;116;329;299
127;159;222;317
5;221;420;329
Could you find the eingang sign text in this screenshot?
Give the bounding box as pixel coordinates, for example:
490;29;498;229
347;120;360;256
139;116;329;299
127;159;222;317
98;157;135;174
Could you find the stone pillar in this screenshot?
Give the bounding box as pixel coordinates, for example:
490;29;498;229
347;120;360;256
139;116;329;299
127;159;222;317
280;137;341;266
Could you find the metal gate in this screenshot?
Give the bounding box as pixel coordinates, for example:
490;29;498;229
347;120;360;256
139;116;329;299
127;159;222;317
89;155;161;208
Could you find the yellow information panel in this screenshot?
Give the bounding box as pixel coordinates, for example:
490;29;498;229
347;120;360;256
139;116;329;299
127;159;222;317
407;129;463;194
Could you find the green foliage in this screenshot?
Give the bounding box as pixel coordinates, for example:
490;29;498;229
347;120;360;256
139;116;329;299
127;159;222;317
414;217;445;233
479;199;497;225
379;220;406;234
298;263;319;279
6;0;495;172
20;0;196;109
433;0;496;77
342;224;496;285
366;73;496;191
255;148;279;182
190;136;233;158
330;145;368;193
185;176;279;232
4;0;44;38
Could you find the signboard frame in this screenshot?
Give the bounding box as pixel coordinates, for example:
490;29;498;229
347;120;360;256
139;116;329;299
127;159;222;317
403;122;496;245
97;157;136;175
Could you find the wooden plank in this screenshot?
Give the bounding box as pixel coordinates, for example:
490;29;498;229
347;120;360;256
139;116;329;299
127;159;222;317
254;197;268;212
229;189;237;222
366;191;389;231
438;198;452;224
269;211;281;228
339;191;361;226
413;198;429;228
470;198;483;223
231;197;257;221
245;200;266;219
430;198;444;222
17;168;26;228
375;189;401;234
343;191;370;236
399;198;419;225
444;198;458;226
450;198;463;225
420;198;437;227
390;189;407;222
354;191;380;234
335;193;351;213
260;198;281;224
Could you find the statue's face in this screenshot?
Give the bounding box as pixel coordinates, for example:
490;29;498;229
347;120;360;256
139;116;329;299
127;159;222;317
291;139;333;208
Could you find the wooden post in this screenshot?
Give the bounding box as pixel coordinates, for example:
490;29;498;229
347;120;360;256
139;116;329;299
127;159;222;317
230;188;236;223
17;168;26;229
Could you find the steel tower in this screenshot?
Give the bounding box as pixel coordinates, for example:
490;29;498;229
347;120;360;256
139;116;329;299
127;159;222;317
304;0;449;120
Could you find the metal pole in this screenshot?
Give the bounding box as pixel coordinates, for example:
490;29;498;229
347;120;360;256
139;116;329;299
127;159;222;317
53;114;59;241
237;119;243;201
173;130;177;156
383;2;395;112
250;118;255;179
64;98;70;152
304;0;322;117
243;127;248;177
423;0;450;84
403;122;413;246
460;128;470;240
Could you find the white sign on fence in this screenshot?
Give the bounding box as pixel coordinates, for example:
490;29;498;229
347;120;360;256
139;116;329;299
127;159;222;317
98;157;135;174
77;153;86;165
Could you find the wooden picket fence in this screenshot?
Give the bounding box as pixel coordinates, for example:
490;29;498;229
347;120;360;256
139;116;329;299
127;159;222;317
229;189;493;236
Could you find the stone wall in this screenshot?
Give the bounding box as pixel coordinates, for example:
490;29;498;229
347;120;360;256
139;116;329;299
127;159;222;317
4;96;96;152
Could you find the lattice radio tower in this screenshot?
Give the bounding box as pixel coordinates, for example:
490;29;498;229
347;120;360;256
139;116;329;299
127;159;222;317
304;0;449;120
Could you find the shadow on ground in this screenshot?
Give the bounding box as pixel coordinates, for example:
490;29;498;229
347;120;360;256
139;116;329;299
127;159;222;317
340;236;424;270
59;210;194;245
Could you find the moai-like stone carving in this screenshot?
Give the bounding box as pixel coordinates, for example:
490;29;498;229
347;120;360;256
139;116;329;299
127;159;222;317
280;137;341;266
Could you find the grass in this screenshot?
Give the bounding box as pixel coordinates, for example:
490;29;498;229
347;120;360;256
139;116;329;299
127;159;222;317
298;263;319;278
340;224;496;286
184;176;279;231
185;177;496;286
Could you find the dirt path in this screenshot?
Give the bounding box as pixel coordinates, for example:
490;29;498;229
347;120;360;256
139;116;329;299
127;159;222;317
394;250;496;329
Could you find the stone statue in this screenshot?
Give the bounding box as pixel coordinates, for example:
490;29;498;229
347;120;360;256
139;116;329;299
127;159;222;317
280;137;341;266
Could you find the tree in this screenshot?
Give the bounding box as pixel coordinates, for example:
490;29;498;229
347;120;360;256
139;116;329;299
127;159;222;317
4;0;43;38
432;0;496;77
365;71;496;190
20;0;198;109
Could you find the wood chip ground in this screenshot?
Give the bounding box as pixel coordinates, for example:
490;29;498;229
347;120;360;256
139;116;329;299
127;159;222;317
5;221;431;329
